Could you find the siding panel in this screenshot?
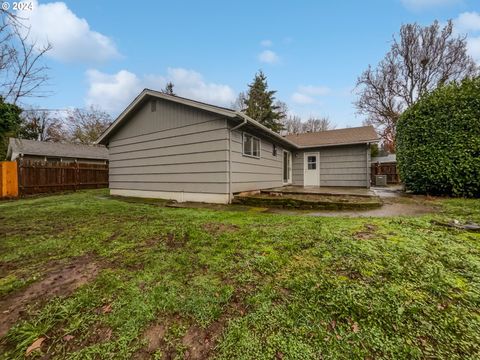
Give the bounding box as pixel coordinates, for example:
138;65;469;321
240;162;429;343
230;128;286;192
107;99;230;198
319;145;368;187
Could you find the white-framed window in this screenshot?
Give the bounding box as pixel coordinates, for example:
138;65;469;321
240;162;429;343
243;133;261;158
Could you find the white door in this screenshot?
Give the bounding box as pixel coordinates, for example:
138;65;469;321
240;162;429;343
304;152;320;186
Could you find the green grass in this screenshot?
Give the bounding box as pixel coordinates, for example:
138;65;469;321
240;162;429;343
0;190;479;359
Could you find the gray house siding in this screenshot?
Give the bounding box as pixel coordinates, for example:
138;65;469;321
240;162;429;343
107;98;230;202
320;145;369;187
230;128;286;193
292;151;304;186
291;144;370;188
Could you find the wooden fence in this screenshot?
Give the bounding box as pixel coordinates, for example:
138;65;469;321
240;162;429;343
371;162;400;185
17;160;108;196
0;161;18;198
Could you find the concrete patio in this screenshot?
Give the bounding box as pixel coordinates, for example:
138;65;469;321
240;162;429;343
261;185;377;198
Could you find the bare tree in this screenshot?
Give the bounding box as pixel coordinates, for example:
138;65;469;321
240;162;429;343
20;108;68;142
355;20;478;152
282;115;335;135
281;115;303;135
303;117;335;132
231;91;247;111
67;106;112;145
0;10;52;105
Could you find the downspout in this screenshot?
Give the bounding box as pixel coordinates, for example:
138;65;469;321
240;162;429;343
366;142;370;188
228;116;248;203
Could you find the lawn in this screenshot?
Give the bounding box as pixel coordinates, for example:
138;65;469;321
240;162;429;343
0;190;479;359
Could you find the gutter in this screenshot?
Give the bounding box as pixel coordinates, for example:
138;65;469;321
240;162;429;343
228;116;248;203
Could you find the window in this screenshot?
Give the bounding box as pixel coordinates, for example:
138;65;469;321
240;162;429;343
272;144;277;156
307;155;317;170
243;133;260;158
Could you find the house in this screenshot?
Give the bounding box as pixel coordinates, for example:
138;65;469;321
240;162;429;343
97;89;379;204
6;138;109;164
371;153;396;164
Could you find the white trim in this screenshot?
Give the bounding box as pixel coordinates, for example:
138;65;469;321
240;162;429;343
282;150;292;185
242;132;261;159
304;152;320;186
110;189;229;204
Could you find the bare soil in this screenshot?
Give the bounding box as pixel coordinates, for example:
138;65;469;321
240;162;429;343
354;224;381;240
307;197;437;217
202;222;239;235
134;288;247;359
0;254;100;337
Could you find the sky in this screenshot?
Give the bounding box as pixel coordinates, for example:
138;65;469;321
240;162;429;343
13;0;480;128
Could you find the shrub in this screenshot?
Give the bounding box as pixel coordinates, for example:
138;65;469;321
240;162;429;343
396;78;480;197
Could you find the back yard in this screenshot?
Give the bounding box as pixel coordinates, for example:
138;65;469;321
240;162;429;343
0;190;479;359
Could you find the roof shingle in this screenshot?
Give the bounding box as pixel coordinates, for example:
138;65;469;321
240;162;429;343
7;138;109;160
284;126;378;147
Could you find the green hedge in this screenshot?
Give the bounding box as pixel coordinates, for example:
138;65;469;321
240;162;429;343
396;78;480;197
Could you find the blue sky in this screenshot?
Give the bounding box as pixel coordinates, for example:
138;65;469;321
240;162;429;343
17;0;480;128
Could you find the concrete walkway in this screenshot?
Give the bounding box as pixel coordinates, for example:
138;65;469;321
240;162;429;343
263;186;376;198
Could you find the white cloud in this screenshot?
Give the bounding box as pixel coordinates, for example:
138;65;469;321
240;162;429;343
86;68;236;114
291;84;331;105
291;92;315;105
401;0;461;11
86;70;142;113
260;39;273;47
258;50;279;64
298;85;331;96
455;12;480;32
453;12;480;62
466;36;480;61
17;0;119;62
164;68;236;105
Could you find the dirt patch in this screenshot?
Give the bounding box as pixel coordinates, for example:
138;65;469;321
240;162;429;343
0;254;101;337
166;233;189;249
143;324;166;352
182;321;224;360
202;222;239;235
307;197;437;218
354;224;379;240
85;323;113;344
134;288;248;359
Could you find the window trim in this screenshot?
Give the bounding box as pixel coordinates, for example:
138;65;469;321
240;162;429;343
242;132;261;159
282;150;292;184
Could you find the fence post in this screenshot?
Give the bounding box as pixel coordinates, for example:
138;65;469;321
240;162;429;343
74;160;78;192
18;157;23;197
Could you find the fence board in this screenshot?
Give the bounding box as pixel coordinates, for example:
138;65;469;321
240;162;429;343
0;161;19;198
18;160;108;195
371;162;400;184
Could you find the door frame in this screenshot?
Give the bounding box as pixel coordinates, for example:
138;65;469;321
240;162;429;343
304;152;320;186
282;150;292;185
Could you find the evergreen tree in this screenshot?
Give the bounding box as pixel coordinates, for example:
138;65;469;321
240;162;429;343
243;71;284;133
0;97;22;159
162;82;176;95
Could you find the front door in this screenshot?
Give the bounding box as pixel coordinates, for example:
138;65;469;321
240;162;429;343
304;152;320;186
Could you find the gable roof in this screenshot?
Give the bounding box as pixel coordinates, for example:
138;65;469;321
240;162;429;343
95;89;378;149
7;138;109;160
284;126;379;147
96;89;298;148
